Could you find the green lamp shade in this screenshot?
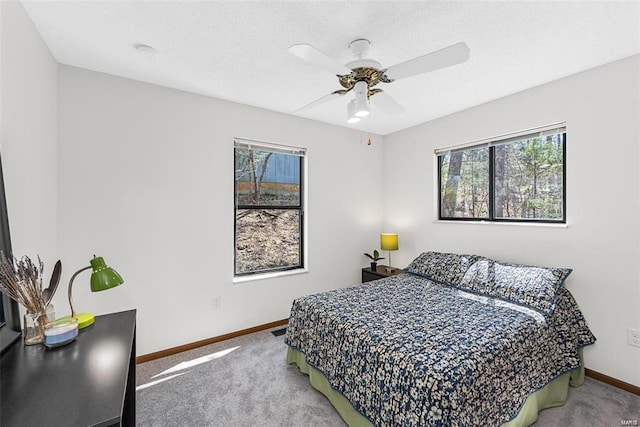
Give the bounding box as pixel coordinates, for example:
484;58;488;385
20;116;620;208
90;256;124;292
64;256;124;329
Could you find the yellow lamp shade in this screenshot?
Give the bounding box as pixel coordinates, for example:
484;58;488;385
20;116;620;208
380;233;398;251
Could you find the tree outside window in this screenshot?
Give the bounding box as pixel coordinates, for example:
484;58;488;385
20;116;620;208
439;130;565;223
234;141;305;275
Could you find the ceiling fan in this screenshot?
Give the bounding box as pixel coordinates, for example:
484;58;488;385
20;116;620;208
288;39;470;122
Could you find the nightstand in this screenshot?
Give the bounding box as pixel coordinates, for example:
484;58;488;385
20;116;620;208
362;265;402;283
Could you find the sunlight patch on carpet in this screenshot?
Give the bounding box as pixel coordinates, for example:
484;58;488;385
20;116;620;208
137;373;186;391
152;346;240;378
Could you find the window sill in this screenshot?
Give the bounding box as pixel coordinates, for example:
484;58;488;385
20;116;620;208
233;268;309;283
0;327;22;355
436;220;568;228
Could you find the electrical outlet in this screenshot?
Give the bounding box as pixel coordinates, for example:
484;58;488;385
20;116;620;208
211;296;221;310
628;328;640;348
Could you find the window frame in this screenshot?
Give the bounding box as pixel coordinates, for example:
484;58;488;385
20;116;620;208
437;130;566;224
0;151;21;354
233;139;306;277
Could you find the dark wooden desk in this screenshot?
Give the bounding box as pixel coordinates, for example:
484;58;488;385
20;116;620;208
1;309;136;427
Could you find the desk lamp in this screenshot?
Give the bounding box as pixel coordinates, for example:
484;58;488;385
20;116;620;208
66;256;124;329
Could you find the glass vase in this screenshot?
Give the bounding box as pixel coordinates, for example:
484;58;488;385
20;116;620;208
23;304;55;346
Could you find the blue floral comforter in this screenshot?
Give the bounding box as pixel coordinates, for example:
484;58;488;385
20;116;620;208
285;273;595;426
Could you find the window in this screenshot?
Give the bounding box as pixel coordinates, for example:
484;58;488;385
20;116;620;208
437;124;566;223
0;297;4;328
0;151;21;353
234;139;305;276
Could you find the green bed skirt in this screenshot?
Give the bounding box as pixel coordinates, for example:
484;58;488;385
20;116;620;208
286;347;585;427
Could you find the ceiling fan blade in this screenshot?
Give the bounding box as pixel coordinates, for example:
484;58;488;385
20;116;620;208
293;91;344;113
371;91;405;115
288;44;353;76
384;42;470;81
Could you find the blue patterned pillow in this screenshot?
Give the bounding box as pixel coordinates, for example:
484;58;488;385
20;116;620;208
459;259;572;315
405;251;481;286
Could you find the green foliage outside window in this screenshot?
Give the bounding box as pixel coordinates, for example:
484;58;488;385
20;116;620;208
439;132;565;222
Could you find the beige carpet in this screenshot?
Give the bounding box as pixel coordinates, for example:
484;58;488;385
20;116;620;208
136;328;639;426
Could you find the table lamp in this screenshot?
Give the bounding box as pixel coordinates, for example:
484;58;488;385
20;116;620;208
66;256;124;329
380;233;398;267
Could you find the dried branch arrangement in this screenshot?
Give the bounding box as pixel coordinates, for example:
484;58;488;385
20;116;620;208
0;252;48;315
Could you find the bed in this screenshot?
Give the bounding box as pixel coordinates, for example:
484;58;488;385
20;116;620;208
285;252;596;427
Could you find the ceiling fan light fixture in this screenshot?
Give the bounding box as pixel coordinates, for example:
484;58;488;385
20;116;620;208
355;101;369;118
354;81;370;117
347;99;360;123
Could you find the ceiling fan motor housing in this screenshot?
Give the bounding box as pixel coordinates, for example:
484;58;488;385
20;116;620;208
338;39;392;98
338;67;392;93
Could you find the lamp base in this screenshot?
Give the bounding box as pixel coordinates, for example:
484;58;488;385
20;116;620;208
58;313;95;329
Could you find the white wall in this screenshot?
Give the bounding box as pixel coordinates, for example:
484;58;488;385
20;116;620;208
5;0;638;387
0;1;58;274
383;55;640;387
57;65;383;355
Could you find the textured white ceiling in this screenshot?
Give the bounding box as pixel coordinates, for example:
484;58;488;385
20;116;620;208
21;1;640;135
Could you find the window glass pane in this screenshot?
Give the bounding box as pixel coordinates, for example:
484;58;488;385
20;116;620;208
440;147;490;218
235;209;301;274
235;148;300;206
493;134;564;220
